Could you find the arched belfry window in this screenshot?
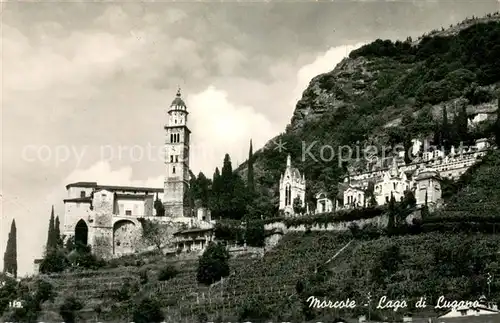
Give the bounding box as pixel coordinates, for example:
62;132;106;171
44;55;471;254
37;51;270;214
172;166;176;174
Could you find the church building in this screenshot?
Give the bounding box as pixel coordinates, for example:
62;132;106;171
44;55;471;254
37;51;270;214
60;89;211;259
163;88;191;218
279;155;306;216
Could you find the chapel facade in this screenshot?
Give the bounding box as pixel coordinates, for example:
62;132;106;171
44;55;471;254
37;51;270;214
278;155;306;217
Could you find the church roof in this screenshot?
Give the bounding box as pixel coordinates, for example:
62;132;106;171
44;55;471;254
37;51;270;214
290;167;301;178
171;88;186;108
65;182;163;193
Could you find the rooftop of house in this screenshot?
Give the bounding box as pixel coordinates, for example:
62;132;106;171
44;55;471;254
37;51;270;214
65;182;163;193
173;227;214;236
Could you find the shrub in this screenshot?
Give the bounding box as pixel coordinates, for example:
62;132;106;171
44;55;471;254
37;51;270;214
59;296;83;323
0;274;18;314
197;242;230;285
39;249;69;274
198;312;208;323
238;295;272;322
112;280;137;302
157;265;178;281
132;297;164;323
138;269;149;284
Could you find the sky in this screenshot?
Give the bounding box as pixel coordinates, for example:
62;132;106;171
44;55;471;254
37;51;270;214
1;0;499;276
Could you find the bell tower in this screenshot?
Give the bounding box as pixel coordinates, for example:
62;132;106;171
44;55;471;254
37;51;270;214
163;88;191;217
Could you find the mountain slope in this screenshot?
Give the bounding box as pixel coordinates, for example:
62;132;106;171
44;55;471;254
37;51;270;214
238;13;500;215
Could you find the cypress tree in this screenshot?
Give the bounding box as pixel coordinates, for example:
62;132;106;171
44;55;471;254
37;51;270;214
388;193;396;233
496;92;500;147
188;173;198;213
247;139;255;196
220;154;234;218
154;193;165;216
54;216;62;248
456;102;469;145
441;106;451;151
197;172;210;208
210;168;222;218
3;220;17;277
46;206;55;252
422;191;429;219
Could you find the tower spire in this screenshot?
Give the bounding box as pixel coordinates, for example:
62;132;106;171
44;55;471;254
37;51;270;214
286;154;291;167
176;85;181;97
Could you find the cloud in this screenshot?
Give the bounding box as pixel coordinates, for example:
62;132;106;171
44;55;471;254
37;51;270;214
63;161;164;189
189;86;278;175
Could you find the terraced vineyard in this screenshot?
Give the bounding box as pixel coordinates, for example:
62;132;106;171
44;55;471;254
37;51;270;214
190;231;354;321
307;232;500;322
34;231;353;322
37;256;257;322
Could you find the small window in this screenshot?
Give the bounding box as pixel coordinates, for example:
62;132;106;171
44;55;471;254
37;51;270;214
125;210;132;216
173;166;176;174
175;155;179;162
170;155;173;162
80;191;85;198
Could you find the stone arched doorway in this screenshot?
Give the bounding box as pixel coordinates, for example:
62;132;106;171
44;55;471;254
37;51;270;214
75;219;88;246
113;220;138;256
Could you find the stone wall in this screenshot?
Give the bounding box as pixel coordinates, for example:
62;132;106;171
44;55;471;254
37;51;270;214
263;213;396;248
90;190;114;259
113;220;139;256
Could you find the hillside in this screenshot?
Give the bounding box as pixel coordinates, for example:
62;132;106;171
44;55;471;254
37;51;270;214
438;149;500;217
302;232;500;322
5;13;500;323
238;13;500;217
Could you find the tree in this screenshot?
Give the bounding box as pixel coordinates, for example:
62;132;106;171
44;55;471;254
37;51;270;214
403;190;417;208
188;173;198;215
39;249;69;274
220;154;235;218
153;193;165;217
454;101;469;146
441;106;451;151
387;193;396;232
3;220;17;277
496;90;500;147
132;298;165;323
210;168;222;217
196;172;211;208
245;221;266;247
59;296;83;323
197;242;230;285
140;220;177;252
293;196;305;215
247;139;255;196
422;191;429;219
8;279;55;322
54;216;62;248
46;206;56;252
0;273;17;314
